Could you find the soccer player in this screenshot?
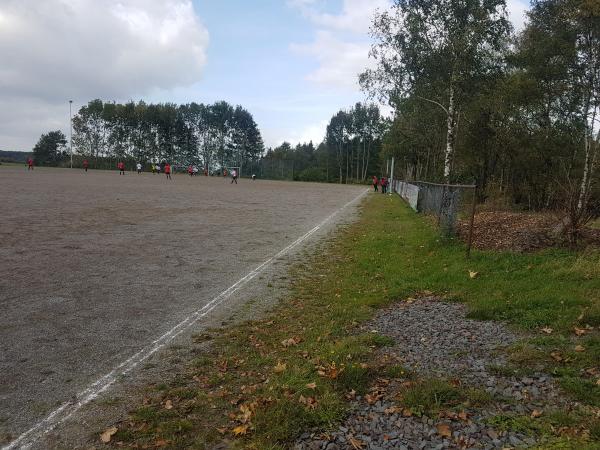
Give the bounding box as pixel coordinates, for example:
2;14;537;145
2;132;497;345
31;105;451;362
27;158;34;170
118;161;125;175
188;165;193;177
156;163;161;174
136;162;142;174
231;168;238;184
372;175;378;192
252;174;256;180
164;163;172;180
83;159;89;172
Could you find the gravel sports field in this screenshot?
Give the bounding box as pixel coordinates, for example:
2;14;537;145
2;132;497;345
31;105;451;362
0;166;366;448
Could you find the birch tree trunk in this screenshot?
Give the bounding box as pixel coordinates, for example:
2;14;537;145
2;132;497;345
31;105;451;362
443;80;458;182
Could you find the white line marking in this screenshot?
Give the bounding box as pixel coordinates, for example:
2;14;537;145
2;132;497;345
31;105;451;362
4;188;368;450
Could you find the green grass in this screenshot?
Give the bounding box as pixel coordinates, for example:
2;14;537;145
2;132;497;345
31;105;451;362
111;195;600;449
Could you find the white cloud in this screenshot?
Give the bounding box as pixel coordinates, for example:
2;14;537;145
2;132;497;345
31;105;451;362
291;0;389;34
291;31;373;89
0;0;209;150
289;0;390;91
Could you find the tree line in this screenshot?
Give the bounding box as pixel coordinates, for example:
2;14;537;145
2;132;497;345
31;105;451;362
33;100;265;173
361;0;600;232
260;102;387;183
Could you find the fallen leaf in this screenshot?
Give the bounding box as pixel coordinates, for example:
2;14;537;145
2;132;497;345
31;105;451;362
541;327;553;334
436;423;452;438
596;379;600;386
100;426;118;443
155;439;169;447
384;406;402;414
273;361;287;373
575;345;585;352
164;399;173;410
232;424;249;436
216;427;227;435
306;382;317;390
531;409;543;418
468;271;479;279
402;408;413;417
348;437;364;449
550;351;564;362
281;337;301;347
574;327;587;336
577;312;585;321
458;410;468;421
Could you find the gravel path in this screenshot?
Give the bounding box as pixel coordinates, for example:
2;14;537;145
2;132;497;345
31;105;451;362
296;298;574;449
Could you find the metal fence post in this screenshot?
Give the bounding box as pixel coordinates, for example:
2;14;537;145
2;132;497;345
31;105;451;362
466;186;477;258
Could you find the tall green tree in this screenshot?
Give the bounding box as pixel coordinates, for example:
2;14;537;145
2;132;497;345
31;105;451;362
361;0;512;182
32;131;67;165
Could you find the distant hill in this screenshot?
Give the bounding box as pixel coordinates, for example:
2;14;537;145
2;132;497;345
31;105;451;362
0;150;30;163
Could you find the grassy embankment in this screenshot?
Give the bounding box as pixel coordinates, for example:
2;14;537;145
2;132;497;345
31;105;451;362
112;194;600;449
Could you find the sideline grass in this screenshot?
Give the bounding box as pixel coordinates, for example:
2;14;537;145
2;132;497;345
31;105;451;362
112;194;599;449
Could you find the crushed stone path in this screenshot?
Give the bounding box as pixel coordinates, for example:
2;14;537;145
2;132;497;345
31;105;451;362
296;298;575;449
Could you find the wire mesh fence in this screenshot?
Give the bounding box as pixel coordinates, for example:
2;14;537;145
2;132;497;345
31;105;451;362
392;180;477;254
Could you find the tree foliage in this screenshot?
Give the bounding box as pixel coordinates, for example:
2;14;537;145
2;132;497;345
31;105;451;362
363;0;600;233
32;130;67;165
71;100;264;172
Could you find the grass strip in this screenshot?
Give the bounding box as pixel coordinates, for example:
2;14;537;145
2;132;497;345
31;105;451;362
111;194;600;449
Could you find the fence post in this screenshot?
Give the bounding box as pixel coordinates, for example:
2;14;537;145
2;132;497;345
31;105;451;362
389;157;395;194
466;186;477;258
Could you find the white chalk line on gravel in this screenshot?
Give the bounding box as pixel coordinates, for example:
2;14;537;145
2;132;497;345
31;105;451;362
3;188;369;450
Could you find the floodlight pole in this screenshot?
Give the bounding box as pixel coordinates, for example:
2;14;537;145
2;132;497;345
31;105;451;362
69;100;73;168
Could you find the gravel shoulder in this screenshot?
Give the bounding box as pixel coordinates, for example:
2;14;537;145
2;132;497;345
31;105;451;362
296;298;579;450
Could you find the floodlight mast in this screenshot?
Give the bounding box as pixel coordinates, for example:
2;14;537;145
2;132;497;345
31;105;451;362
69;100;73;169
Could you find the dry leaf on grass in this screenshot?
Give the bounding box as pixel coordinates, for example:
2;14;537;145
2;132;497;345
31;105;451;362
273;361;287;373
306;382;317;390
575;345;586;352
541;327;553;334
281;337;301;347
574;327;588;336
100;426;118;443
436;423;452;438
155;439;169;447
468;271;479;279
164;399;173;410
232;424;249;436
550;351;564;362
531;409;543;418
458;410;468;421
596;379;600;386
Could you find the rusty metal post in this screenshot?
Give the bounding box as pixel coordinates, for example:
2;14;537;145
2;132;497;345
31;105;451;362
466;186;477;258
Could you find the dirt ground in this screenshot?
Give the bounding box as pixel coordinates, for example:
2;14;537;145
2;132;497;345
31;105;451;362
458;210;600;252
0;166;366;448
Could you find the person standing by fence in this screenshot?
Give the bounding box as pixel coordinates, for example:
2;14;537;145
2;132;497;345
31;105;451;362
372;175;379;192
381;177;388;194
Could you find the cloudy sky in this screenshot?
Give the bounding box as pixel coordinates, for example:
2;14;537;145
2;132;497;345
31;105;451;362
0;0;530;152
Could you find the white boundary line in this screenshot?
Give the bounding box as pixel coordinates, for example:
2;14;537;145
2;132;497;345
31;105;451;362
4;188;368;450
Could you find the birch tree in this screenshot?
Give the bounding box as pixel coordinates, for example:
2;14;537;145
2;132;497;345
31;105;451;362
360;0;511;182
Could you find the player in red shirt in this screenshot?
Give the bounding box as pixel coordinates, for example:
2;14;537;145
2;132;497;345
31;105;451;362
164;163;172;180
187;165;193;177
27;158;34;171
83;159;89;172
118;161;125;175
372;175;378;192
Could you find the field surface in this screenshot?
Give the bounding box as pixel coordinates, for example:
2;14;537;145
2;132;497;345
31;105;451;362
0;166;365;445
